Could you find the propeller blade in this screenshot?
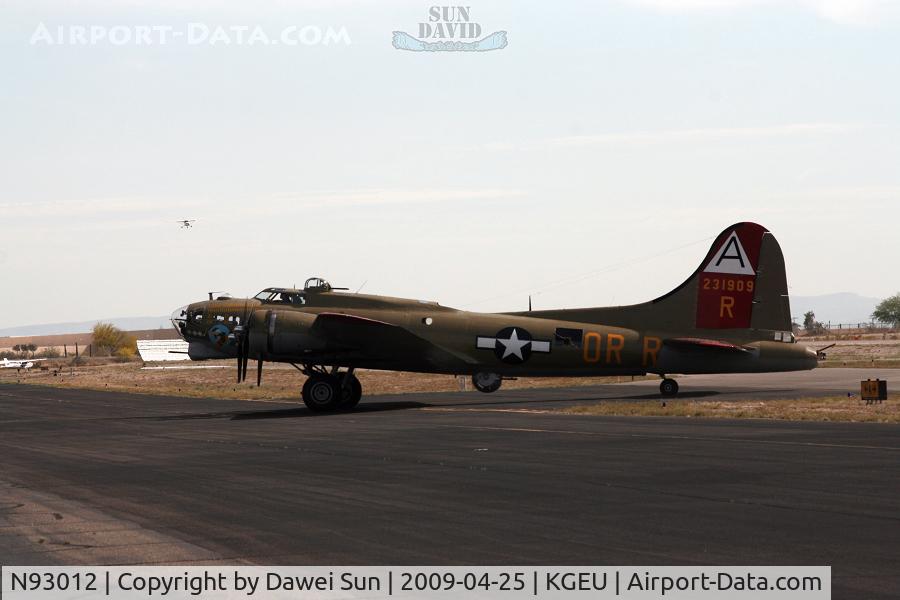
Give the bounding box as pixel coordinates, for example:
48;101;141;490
239;301;251;383
257;359;263;387
241;335;250;382
236;343;242;384
235;326;246;383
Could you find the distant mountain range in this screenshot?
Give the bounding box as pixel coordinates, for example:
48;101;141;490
0;316;172;338
789;293;882;325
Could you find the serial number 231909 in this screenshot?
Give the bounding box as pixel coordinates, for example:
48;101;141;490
701;277;754;292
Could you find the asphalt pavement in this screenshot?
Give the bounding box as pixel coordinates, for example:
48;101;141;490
1;369;898;598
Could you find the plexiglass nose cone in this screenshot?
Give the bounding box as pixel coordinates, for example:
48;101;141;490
171;305;189;339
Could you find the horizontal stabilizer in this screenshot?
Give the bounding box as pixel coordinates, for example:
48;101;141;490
664;337;751;353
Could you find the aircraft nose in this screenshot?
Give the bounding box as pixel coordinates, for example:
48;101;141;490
171;305;189;339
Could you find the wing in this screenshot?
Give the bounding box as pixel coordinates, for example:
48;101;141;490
309;312;473;367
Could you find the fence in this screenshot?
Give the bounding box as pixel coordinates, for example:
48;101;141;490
795;321;897;336
822;322;894;331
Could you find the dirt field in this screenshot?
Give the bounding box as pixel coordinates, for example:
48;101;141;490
0;328;179;356
3;336;898;404
0;360;652;401
564;395;900;423
806;337;900;367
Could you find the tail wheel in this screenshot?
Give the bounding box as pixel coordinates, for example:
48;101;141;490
472;372;502;393
340;374;363;410
302;374;341;412
660;378;679;397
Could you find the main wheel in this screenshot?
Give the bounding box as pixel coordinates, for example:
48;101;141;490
339;374;363;410
660;378;679;397
302;374;342;412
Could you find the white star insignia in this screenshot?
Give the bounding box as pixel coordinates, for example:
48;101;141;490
497;328;530;360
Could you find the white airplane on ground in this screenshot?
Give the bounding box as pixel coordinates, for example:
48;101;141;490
1;357;47;370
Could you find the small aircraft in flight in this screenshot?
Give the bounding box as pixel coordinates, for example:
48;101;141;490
178;219;197;229
171;222;818;411
1;357;47;370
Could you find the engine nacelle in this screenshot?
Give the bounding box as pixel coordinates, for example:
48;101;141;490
247;309;327;359
187;342;229;361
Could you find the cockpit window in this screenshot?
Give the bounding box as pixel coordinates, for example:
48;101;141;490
254;289;306;305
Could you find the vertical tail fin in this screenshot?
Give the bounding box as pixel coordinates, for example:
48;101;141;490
653;222;791;332
520;222;792;335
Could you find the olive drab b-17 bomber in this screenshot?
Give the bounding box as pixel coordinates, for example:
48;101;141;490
171;223;819;412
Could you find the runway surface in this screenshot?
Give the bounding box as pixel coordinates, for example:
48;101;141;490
1;369;899;598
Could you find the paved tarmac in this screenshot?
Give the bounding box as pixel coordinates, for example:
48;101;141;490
1;369;898;598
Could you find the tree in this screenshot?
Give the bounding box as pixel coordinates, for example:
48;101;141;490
10;344;34;357
802;311;814;331
37;346;61;359
872;293;900;328
91;322;137;358
803;311;825;335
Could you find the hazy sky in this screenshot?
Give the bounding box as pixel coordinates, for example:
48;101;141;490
2;0;899;328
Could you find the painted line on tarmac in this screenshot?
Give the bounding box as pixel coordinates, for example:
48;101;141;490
445;425;900;451
423;407;555;414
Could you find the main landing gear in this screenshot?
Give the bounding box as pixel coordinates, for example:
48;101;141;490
659;377;679;397
300;366;362;412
